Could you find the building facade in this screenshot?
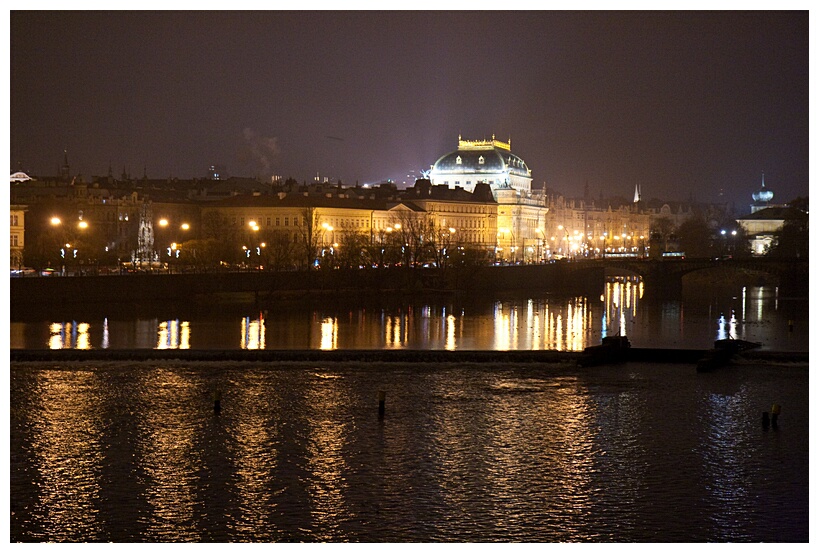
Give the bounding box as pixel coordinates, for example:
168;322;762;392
10;204;26;269
428;136;533;195
428;136;548;262
736;206;807;256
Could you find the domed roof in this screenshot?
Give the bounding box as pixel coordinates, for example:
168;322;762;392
752;173;774;203
430;137;531;179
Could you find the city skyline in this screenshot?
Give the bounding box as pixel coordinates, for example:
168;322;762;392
10;10;809;207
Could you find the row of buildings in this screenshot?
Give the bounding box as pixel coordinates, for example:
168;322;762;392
8;138;800;270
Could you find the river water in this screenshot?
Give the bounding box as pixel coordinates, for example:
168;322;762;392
10;360;809;542
9;278;810;542
8;281;810;352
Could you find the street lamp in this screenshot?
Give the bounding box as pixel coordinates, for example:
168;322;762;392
49;217;65;275
557;225;570;257
61;242;77;275
535;228;545;262
499;227;518;263
167;242;180;273
76;220;90;274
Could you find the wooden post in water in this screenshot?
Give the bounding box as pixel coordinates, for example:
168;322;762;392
378;390;386;420
771;404;781;428
214;388;222;414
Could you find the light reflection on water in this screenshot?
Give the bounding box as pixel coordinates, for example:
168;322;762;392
13;281;807;352
10;362;808;542
24;370;106;541
137;369;205;540
156;319;190;349
241;315;265;350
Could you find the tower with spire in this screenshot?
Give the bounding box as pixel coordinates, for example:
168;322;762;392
751;172;774;213
59;149;70;181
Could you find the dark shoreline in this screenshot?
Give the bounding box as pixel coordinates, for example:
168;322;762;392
10;348;807;364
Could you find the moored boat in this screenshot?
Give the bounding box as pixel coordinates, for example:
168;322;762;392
697;338;762;372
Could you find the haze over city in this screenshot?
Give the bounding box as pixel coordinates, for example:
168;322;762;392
10;8;808;208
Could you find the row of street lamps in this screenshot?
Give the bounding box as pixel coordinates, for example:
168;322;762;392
44;213;662;272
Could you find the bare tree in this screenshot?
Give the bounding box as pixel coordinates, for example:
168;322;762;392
429;223;459;269
296;207;324;269
365;227;401;267
265;229;297;271
336;231;369;269
201;211;241;264
394;210;436;267
650;216;675;254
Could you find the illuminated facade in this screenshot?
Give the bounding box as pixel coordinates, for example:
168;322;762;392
736;206;807;256
426;134;651;260
429;136;548;262
545;195;651;258
428;136;532;195
200;181;500;265
10;204;26;268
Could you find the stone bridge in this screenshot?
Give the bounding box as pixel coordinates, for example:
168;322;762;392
567;257;808;299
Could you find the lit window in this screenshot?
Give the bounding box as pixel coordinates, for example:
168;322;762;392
478;156;484;165
456;156;462;165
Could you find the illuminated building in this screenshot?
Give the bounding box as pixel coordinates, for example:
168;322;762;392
737;174;805;256
736;206;808;256
428;136;548;262
545;195;650;258
199;179;500;264
428;135;532;195
10;204;26;269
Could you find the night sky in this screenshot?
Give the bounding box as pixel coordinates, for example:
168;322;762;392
10;10;809;208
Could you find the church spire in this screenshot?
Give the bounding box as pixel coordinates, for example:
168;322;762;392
60;149;70;181
633;182;641;203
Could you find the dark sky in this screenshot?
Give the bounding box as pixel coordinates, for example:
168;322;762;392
10;11;808;208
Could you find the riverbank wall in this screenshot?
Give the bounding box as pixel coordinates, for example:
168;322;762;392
10;264;605;310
